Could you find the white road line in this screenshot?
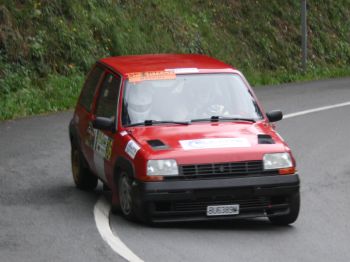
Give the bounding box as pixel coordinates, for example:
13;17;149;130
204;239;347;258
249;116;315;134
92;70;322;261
94;100;350;262
284;101;350;119
94;197;144;262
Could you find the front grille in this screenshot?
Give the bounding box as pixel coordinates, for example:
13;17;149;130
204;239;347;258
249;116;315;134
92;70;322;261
178;161;275;178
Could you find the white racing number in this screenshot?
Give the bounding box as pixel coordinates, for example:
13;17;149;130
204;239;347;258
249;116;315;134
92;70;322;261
88;128;114;182
94;131;113;160
86;124;113;161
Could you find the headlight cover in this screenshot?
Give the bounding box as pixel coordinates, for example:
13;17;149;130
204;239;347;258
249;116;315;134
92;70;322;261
263;153;293;170
147;159;179;176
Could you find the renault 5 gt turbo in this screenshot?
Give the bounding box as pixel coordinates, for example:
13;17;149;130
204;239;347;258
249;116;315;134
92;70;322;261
69;54;300;225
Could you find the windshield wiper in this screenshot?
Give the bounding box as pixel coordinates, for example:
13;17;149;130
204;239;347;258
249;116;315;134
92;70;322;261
191;116;256;123
127;120;190;127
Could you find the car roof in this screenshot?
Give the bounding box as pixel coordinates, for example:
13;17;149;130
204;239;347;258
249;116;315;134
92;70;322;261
99;54;235;75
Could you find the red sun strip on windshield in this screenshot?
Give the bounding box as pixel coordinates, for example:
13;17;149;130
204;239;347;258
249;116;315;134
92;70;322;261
127;71;176;83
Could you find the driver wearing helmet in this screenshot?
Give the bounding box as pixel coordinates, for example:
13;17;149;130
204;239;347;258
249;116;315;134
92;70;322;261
124;84;153;124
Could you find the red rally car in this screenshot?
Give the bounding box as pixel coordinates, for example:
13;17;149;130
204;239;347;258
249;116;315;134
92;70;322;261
69;54;300;224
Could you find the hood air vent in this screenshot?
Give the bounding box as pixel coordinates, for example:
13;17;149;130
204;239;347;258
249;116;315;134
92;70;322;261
258;134;275;144
147;139;169;150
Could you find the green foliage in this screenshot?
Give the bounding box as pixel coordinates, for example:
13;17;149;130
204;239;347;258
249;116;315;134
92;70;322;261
0;71;83;120
1;0;350;120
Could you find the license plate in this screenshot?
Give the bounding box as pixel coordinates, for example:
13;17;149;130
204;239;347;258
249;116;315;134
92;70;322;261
206;204;240;216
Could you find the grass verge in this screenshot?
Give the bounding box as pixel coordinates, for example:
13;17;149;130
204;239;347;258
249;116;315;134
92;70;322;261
0;73;83;120
1;0;350;120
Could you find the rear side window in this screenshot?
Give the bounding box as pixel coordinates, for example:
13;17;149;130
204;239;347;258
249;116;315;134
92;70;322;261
95;73;121;119
79;66;104;111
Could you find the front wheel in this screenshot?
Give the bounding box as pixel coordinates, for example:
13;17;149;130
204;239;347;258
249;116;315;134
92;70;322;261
269;192;300;225
71;146;98;190
118;171;137;221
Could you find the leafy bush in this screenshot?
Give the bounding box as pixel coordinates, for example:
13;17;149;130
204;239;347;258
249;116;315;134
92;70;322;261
1;0;350;120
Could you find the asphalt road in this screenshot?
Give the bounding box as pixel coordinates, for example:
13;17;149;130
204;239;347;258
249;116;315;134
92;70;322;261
1;77;350;262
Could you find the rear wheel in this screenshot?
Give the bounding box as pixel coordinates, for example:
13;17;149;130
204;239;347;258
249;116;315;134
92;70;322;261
118;171;137;221
269;192;300;225
71;145;98;190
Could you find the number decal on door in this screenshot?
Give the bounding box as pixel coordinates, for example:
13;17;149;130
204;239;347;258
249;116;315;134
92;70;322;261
85;123;113;160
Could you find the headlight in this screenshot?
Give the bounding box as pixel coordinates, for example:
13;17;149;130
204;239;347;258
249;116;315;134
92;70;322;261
263;153;292;170
147;159;179;176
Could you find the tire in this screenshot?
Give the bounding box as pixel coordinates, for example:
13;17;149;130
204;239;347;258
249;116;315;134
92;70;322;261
71;145;98;190
118;171;137;221
110;203;121;215
103;183;111;191
269;192;300;226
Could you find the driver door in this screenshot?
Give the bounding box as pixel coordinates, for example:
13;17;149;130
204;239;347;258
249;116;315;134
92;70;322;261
92;72;121;182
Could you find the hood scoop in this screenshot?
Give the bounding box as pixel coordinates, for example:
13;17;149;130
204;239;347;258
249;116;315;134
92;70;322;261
147;139;169;150
258;134;275;144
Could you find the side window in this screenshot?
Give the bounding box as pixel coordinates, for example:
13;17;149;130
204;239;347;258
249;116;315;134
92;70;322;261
95;73;121;119
79;66;104;111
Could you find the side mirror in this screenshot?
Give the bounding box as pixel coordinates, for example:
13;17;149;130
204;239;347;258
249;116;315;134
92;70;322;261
266;110;283;122
92;117;115;132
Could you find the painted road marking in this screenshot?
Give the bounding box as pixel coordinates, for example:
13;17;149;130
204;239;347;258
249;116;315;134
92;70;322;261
284;101;350;119
94;197;144;262
94;100;350;262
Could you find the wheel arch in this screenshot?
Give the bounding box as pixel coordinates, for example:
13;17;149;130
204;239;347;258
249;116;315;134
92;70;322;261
113;157;136;187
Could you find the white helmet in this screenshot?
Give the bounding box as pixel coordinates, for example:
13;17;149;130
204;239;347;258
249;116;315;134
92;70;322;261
126;85;152;123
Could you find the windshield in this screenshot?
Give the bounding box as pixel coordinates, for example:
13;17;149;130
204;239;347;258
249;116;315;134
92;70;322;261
122;74;263;125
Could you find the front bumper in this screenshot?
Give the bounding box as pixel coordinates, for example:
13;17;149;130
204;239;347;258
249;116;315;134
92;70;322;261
132;174;300;222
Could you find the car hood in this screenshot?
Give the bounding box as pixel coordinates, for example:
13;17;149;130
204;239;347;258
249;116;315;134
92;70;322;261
126;122;289;164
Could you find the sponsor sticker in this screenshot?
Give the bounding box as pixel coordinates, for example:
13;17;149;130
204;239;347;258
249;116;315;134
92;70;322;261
85;124;113;160
94;130;113;160
179;138;251;150
105;139;113;160
125;140;140;159
127;71;176;83
120;131;128;136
